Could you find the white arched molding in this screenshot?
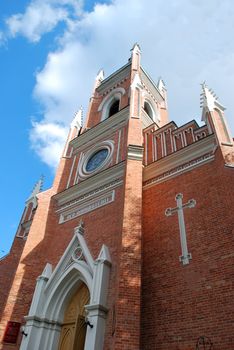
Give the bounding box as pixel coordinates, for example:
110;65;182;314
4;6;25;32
142;93;160;123
98;87;126;121
20;222;112;350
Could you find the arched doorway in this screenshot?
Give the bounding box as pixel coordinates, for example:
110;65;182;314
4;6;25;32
58;282;90;350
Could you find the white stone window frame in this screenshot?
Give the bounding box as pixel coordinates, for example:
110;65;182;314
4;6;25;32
98;87;126;121
143;94;160;123
78;140;114;179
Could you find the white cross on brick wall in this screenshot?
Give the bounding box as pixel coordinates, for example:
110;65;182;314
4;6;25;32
165;193;196;265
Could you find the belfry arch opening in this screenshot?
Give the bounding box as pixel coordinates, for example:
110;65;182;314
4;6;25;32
144;101;154;120
108;99;120;118
58;282;90;350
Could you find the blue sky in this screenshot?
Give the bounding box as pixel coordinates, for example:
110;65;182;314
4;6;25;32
0;0;234;257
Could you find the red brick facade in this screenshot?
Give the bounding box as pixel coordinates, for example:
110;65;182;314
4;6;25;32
0;45;233;349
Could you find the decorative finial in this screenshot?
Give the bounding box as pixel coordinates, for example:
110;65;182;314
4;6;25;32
93;69;104;90
96;69;104;82
71;107;83;128
27;176;44;201
200;82;224;111
131;42;141;53
74;220;85;235
157;77;166;92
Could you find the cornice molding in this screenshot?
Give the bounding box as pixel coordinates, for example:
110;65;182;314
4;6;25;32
70;107;129;151
144;153;215;188
58;191;115;224
144;134;216;185
54;161;125;206
96;63;131;94
127;145;144;161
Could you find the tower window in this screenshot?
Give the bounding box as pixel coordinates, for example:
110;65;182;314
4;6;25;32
108;100;119;118
144;101;154;120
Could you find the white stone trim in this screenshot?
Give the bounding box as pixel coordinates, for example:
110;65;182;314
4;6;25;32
96;63;130;95
144;134;216;184
74;152;84;185
66;155;76;189
127;145;144;161
116;129;122;164
98;87;125;112
98;87;125;121
144;153;214;188
165;193;196;265
20;224;112;350
141;109;155;128
140;67;164;103
70;106;129;151
58;191;115;224
145;133;148;165
143;95;160;123
55;160;125;206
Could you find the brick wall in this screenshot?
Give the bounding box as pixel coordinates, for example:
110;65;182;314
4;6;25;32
141;149;234;349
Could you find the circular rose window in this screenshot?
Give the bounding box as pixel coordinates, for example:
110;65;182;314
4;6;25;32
86;148;109;172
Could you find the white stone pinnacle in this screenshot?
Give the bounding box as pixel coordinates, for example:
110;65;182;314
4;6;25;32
131;42;141;54
27;176;44;202
200;82;225;112
71;107;83;129
96;69;104;82
157;77;166;92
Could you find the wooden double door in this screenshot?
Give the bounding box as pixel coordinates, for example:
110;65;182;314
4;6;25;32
58;283;90;350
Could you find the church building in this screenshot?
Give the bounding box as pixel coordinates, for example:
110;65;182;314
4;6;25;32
0;44;233;349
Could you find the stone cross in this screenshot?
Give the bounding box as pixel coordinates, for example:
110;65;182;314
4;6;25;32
165;193;196;265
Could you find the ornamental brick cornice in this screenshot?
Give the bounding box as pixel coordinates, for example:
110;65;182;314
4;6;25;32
143;134;216;186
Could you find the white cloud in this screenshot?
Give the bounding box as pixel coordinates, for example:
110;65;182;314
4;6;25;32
30;121;68;168
5;0;83;42
5;0;234;168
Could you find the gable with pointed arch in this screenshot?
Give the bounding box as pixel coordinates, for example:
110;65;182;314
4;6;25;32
20;223;111;350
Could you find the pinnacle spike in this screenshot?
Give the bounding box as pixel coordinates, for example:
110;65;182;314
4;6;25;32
71;107;83;128
27;176;44;202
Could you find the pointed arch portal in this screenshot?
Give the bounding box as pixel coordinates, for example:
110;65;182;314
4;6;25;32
20;223;111;350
